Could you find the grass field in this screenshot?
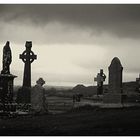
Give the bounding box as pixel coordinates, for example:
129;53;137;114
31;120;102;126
46;95;140;113
1;95;140;136
47;96;74;113
1;105;140;135
46;96;103;113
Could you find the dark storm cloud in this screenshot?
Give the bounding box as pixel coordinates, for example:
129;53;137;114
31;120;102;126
0;4;140;38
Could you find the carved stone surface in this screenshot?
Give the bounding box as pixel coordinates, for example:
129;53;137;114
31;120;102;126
0;74;17;104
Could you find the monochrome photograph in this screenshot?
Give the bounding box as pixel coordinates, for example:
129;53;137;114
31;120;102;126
0;4;140;136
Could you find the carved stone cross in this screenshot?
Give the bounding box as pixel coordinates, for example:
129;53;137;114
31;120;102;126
94;69;106;95
20;41;37;87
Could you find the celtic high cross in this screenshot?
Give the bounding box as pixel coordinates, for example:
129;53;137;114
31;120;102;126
20;41;37;87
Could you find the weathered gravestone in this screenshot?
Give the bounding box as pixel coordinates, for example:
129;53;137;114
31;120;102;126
0;41;17;112
17;41;37;103
31;78;48;114
103;57;123;104
94;69;106;95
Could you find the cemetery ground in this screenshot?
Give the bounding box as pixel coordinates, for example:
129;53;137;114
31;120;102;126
1;82;140;136
1;105;140;135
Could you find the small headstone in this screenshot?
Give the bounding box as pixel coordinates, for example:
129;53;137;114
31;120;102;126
103;57;123;104
94;69;106;95
30;78;48;114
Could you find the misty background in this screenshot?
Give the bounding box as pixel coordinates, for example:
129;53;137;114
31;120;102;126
0;4;140;87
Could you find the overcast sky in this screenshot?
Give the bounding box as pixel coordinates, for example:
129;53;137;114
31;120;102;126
0;4;140;87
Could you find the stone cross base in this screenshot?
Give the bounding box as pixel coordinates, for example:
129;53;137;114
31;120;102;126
103;93;122;104
17;87;31;103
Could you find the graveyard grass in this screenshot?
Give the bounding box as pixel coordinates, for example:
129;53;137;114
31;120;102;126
1;105;140;136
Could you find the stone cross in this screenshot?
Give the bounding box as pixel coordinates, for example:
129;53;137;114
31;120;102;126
94;69;106;95
20;41;37;87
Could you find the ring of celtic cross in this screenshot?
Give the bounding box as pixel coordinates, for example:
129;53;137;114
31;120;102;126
21;50;36;63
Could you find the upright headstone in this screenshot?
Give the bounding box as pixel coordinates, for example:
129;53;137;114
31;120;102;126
0;41;17;112
31;78;48;114
94;69;106;95
17;41;37;103
103;57;123;104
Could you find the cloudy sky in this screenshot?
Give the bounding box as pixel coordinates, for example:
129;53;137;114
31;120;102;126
0;4;140;87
